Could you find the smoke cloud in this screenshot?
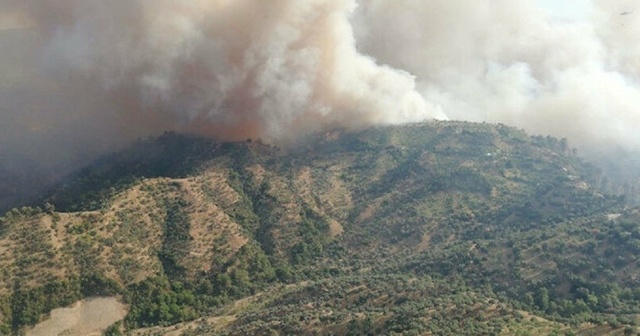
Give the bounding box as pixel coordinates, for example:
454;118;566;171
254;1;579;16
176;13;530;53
1;0;439;146
1;0;640;208
352;0;640;156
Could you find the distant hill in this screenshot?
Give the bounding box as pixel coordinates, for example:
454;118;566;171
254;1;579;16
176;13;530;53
1;121;639;335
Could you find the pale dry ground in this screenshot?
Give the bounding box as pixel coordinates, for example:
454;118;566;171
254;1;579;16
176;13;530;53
25;297;127;336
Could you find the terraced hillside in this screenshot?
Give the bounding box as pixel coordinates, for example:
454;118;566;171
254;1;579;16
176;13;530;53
1;122;639;335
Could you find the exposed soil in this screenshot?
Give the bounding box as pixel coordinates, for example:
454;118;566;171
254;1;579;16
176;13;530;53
26;297;127;336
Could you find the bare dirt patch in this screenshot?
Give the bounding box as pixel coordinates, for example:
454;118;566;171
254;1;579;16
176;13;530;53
26;297;127;336
328;219;344;238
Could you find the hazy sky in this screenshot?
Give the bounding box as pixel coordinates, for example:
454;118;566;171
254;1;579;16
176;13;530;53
535;0;593;21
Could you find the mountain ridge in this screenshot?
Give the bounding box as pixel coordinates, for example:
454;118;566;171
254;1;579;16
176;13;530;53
1;121;639;335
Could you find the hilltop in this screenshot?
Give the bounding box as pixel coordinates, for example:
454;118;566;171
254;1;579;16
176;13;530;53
1;121;639;335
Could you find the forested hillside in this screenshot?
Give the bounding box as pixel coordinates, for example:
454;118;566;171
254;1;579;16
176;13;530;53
1;122;639;335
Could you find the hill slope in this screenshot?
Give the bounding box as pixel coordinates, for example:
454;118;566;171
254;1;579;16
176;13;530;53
1;122;639;335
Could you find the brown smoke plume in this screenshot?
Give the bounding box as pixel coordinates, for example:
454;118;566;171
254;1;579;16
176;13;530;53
1;0;439;148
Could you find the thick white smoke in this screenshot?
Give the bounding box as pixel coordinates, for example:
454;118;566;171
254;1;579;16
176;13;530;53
352;0;640;156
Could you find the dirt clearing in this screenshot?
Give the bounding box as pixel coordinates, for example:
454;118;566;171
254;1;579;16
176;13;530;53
26;297;127;336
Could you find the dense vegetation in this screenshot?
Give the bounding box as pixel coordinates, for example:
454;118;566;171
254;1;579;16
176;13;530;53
0;121;639;335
